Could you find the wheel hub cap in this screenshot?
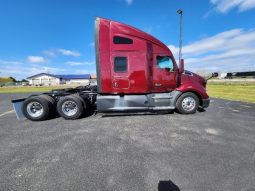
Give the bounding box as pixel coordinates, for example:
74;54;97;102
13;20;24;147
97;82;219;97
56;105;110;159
27;102;44;117
182;97;196;111
62;100;78;116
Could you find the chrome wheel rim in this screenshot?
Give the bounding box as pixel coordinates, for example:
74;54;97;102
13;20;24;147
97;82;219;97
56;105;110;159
182;97;196;111
27;102;44;118
61;100;78;116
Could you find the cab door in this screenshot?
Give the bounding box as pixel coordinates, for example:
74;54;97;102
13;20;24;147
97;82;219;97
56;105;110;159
111;54;130;92
152;55;177;92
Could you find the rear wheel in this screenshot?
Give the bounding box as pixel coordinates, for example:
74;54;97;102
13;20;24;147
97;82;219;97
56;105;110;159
39;94;56;116
22;96;51;121
57;95;84;120
176;92;199;114
38;94;55;106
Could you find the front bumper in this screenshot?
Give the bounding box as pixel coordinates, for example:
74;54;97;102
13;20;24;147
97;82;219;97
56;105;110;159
201;98;210;108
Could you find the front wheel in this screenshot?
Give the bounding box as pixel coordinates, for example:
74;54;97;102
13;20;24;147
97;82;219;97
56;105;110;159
176;92;199;114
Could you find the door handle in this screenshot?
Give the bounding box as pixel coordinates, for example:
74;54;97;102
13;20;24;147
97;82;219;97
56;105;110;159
155;83;162;87
114;81;119;87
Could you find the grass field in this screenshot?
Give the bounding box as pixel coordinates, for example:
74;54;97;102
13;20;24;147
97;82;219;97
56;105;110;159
1;83;255;103
207;83;255;103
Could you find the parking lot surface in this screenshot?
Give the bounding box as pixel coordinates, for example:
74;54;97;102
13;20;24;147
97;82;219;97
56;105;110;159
0;93;255;191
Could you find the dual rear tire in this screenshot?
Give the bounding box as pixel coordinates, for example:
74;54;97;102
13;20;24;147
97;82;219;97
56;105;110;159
57;95;85;120
22;94;86;121
22;95;55;121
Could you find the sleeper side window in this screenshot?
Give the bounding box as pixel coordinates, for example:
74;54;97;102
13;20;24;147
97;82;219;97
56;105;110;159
113;36;133;44
114;57;127;72
156;56;174;71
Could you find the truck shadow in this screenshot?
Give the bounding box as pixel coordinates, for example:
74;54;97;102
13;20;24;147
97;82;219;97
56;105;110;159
100;111;174;118
47;107;97;120
158;180;180;191
47;107;206;120
197;107;206;112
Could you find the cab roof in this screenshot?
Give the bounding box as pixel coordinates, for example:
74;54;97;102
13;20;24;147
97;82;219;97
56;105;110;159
96;17;171;53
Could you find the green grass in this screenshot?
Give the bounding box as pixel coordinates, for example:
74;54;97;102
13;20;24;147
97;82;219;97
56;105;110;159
0;86;76;93
207;83;255;103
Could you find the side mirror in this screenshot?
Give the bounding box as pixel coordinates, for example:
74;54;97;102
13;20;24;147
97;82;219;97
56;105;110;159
212;72;219;77
206;72;219;81
179;59;184;74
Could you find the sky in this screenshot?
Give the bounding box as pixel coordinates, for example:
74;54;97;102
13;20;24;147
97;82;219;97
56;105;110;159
0;0;255;79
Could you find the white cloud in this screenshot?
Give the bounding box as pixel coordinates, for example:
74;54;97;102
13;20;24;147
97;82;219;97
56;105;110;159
239;0;255;11
89;42;95;47
43;50;56;57
125;0;133;5
66;61;94;66
57;49;81;57
121;0;133;5
210;0;255;13
168;28;255;73
0;64;67;80
27;56;46;63
0;60;22;65
43;48;81;57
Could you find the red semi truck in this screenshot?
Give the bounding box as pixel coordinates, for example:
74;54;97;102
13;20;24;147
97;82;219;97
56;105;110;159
12;17;217;121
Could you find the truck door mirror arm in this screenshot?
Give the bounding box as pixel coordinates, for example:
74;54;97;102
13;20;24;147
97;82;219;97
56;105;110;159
179;59;184;74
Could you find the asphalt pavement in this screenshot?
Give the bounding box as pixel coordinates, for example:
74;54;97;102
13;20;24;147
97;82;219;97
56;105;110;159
0;93;255;191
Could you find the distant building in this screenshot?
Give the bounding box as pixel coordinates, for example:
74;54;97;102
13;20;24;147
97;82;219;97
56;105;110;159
90;74;97;79
219;73;227;79
233;71;255;78
90;74;97;85
27;73;91;86
218;71;255;79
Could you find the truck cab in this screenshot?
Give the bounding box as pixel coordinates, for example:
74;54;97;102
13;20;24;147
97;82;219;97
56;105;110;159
95;17;209;114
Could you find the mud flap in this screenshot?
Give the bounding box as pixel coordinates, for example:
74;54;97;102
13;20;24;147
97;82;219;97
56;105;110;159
11;99;26;120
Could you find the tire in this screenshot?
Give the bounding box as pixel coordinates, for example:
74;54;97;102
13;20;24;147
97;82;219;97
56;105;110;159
22;96;51;121
39;94;55;106
57;95;84;120
72;94;87;108
39;94;56;110
39;94;56;117
176;92;199;114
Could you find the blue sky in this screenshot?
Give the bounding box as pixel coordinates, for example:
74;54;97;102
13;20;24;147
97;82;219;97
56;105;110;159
0;0;255;79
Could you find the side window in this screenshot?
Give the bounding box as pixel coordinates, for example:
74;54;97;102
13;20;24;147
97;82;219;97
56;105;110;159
113;36;133;44
157;56;174;71
114;57;127;72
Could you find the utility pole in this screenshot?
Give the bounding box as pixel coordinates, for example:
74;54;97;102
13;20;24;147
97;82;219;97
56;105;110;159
177;9;183;65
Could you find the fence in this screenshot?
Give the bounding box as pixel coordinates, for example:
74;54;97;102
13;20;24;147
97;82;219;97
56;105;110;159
0;82;23;87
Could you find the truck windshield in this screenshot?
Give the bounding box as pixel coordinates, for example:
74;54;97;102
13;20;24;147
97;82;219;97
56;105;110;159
157;56;174;71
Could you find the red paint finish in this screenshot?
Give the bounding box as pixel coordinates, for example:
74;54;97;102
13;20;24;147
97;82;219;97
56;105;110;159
96;17;177;94
152;55;178;92
177;73;209;99
95;17;208;100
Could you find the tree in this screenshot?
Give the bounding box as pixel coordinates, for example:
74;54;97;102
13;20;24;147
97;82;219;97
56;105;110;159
9;77;17;82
